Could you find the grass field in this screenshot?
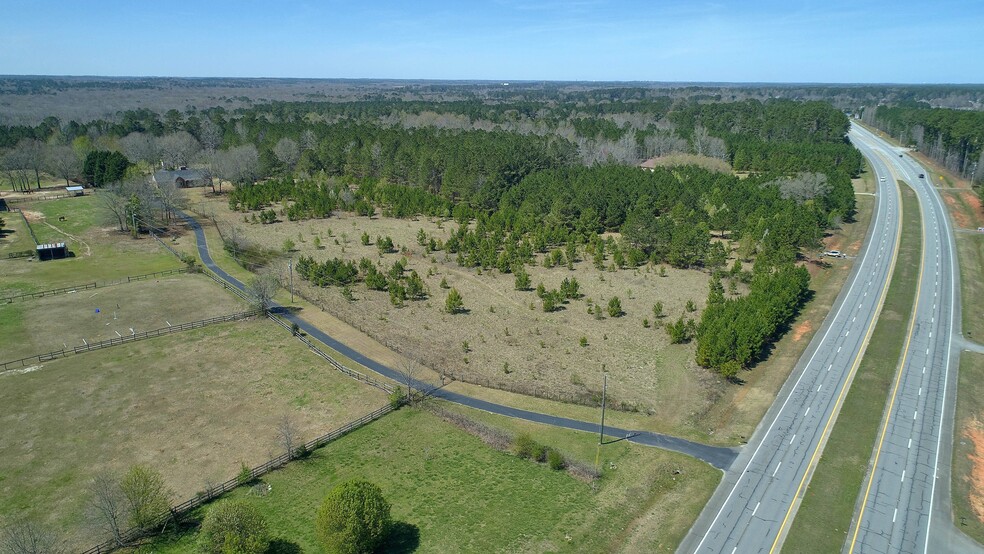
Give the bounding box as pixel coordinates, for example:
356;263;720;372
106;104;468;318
1;273;246;362
784;185;921;552
0;195;181;294
0;319;388;550
138;405;721;554
0;209;36;254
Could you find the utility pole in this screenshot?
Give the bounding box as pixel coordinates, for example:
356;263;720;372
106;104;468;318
288;259;294;303
599;372;607;445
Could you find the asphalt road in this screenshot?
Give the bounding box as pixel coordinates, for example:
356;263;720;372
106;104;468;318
178;211;739;470
846;125;979;554
679;127;904;553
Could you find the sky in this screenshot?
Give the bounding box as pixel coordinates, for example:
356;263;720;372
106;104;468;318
1;0;982;83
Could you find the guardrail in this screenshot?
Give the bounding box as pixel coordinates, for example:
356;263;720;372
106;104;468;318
78;402;395;554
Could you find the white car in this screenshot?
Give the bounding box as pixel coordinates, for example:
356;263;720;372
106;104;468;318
879;176;886;182
823;250;844;258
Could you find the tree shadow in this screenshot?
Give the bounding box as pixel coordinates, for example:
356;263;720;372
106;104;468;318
380;520;420;553
267;538;302;554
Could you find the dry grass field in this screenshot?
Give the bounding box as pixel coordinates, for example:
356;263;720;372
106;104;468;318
1;274;247;362
181;176;875;443
0;319;388;550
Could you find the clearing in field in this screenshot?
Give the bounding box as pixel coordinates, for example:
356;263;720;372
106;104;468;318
0;319;388;550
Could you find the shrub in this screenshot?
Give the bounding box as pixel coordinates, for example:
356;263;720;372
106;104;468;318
236;462;253;486
547;449;566;470
315;480;391;554
607;296;623;317
514;433;538;460
120;465;171;530
389;386;405;409
198;500;270;554
445;288;464;314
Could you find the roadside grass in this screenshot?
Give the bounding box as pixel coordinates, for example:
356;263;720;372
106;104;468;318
953;352;984;544
0;196;180;293
957;228;984;343
951;232;984;541
1;273;246;362
783;185;921;552
0;319;387;550
138;406;721;554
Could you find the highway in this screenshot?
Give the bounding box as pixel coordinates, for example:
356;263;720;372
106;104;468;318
679;127;904;553
846;125;977;553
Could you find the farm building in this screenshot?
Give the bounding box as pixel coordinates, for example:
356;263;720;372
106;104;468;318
36;242;68;261
153;168;209;188
66;185;85;196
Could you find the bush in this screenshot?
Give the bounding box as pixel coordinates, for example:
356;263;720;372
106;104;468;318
514;433;538;459
607;296;623;317
389;386;405;409
316;480;391;554
547;449;566;470
198;500;270;554
236;462;253;486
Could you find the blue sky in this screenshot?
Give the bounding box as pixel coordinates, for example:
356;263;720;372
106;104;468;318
1;0;981;83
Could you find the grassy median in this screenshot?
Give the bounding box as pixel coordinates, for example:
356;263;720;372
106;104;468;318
783;184;922;552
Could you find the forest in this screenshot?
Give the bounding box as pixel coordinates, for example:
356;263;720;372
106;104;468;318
0;90;867;376
862;102;984;196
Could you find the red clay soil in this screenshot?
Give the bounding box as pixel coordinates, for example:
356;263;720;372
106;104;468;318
791;320;814;342
964;419;984;523
944;193;973;229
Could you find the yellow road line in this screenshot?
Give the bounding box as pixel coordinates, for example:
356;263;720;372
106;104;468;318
847;177;927;553
767;151;905;553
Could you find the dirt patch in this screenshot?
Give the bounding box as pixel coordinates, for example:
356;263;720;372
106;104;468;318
792;320;814;342
964;418;984;523
19;209;45;221
961;190;984;228
944;193;972;228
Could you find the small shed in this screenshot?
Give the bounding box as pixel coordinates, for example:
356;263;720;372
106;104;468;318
36;242;68;261
66;185;85;196
153;168;208;188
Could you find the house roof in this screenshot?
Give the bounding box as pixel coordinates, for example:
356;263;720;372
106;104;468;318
154;169;206;184
66;186;84;192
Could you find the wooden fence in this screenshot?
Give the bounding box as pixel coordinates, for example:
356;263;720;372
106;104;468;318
266;313;395;394
79;402;395;554
2;268;189;303
0;310;259;372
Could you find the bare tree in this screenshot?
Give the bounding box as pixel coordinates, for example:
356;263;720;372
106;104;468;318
6;139;44;190
99;182;133;231
1;149;33;192
299;129;317;151
87;473;128;547
198;118;222;154
692;126;711;156
157;131;201;169
213;145;260;186
777;172;831;203
276;414;299;460
44;144;81;185
399;360;421;404
154;179;185;222
245;273;279;312
273;138;300;173
119;132;158;165
0;518;67;554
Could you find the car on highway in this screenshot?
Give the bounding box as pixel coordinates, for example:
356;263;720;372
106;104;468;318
880;176;886;181
919;173;925;178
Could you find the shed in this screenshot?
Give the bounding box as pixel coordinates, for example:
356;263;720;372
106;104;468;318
153;168;209;188
36;242;68;261
66;185;85;196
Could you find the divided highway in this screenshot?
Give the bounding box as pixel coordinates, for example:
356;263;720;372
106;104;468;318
847;125;976;553
680;128;904;553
